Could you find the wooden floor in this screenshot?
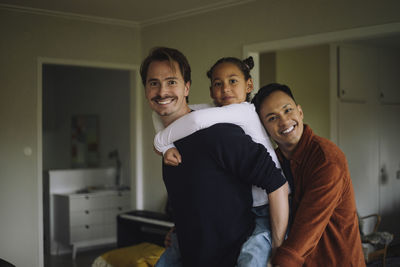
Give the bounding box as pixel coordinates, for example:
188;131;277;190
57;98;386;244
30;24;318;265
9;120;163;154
388;243;400;257
366;243;400;267
45;243;400;267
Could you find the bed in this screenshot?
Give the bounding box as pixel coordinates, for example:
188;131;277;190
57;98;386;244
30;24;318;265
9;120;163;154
92;210;174;267
92;242;165;267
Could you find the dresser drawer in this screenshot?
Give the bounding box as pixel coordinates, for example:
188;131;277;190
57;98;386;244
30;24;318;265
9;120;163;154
69;195;108;211
70;209;103;227
104;223;117;238
54;190;130;251
103;192;131;208
70;224;104;243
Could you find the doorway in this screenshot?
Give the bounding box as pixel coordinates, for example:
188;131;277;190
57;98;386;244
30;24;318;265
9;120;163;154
38;59;141;265
243;22;400;244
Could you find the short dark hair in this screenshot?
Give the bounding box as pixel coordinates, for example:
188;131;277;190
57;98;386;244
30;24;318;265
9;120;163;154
140;47;192;86
207;56;254;102
251;83;296;113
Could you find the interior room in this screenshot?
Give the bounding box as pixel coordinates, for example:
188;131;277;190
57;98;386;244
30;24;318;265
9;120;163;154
1;1;400;266
42;64;132;258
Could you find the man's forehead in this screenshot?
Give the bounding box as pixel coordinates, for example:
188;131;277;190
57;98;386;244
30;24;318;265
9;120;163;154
268;91;294;104
262;92;294;112
148;60;181;77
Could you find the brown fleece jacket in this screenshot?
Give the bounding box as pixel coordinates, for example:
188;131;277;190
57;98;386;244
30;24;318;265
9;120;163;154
272;125;365;267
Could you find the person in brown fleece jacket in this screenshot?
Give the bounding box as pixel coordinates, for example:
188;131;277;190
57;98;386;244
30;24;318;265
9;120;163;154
252;83;365;267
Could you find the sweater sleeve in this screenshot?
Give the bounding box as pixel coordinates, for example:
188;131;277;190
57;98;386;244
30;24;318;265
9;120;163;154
154;102;266;154
207;123;286;193
151;104;212;152
272;162;344;266
152;111;164;134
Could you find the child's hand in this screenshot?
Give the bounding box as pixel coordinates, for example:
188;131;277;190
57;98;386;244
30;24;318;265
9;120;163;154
164;147;182;166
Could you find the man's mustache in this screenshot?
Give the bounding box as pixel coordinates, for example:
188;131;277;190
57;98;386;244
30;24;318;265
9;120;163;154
151;95;176;102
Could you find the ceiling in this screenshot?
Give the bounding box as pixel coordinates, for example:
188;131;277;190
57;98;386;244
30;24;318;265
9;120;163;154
1;0;399;45
0;0;256;27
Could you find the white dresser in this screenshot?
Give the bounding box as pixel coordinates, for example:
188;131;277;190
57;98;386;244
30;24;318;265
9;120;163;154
53;190;130;258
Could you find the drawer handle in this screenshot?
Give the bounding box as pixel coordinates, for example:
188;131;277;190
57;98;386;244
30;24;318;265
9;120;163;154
118;207;122;211
85;210;89;214
85;225;90;229
85;195;89;200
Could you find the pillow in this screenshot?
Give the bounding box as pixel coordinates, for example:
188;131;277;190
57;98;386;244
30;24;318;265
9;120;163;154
93;242;165;267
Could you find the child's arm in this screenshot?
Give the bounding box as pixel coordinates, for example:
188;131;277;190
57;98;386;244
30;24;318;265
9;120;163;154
152;111;181;165
152;104;213;154
152;111;165;133
154;102;258;154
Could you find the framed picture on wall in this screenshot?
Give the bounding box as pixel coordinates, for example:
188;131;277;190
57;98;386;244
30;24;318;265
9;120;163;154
71;115;99;168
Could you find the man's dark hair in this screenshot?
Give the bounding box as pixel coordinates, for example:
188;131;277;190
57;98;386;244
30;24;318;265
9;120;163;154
140;47;192;86
251;83;296;113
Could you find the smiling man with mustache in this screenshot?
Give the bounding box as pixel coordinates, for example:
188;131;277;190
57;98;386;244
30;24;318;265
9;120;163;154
252;83;365;267
144;59;191;126
140;48;288;267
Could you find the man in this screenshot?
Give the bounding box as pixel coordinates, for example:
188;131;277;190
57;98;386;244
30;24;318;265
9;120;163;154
252;83;365;267
141;47;289;267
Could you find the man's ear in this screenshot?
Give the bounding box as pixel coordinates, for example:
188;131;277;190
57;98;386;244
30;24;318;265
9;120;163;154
246;78;254;93
297;104;304;120
184;81;191;96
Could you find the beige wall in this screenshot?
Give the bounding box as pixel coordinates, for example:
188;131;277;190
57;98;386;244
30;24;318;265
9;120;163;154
259;52;276;86
0;9;141;267
276;45;330;138
1;0;400;265
140;0;400;212
141;0;400;99
258;45;330;139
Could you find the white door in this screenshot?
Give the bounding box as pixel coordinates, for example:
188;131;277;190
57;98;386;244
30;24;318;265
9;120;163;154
378;104;400;240
336;44;400;241
379;49;400;104
337;101;380;216
338;45;378;102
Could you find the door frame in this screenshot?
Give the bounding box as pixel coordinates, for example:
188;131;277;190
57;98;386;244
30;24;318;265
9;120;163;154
37;57;144;264
243;22;400;143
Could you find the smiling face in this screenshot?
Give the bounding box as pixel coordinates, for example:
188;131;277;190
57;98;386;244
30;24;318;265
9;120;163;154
209;62;253;106
259;90;304;158
145;60;190;126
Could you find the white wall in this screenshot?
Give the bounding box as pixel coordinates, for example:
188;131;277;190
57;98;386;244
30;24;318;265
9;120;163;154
0;9;141;267
276;45;330;138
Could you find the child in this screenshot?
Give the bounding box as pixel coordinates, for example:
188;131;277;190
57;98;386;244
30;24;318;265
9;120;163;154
154;57;289;267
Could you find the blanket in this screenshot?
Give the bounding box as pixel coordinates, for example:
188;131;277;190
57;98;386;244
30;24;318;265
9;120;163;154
92;242;165;267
